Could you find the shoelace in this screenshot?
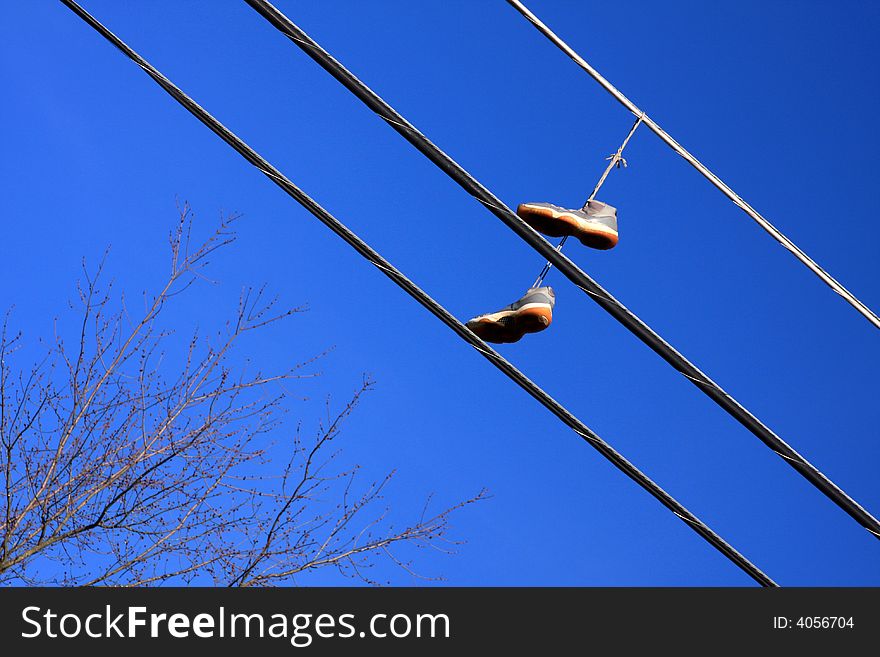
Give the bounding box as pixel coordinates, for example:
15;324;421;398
531;113;644;289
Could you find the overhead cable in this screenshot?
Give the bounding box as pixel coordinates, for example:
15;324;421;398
242;0;880;541
58;0;776;586
505;0;880;331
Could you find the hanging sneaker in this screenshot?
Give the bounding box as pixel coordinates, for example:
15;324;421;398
466;287;556;344
516;200;619;250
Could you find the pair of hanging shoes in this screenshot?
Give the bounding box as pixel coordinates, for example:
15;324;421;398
466;200;618;344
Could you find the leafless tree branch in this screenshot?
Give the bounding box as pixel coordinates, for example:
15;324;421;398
0;204;485;586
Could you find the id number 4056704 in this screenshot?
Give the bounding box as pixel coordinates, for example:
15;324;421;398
773;616;854;629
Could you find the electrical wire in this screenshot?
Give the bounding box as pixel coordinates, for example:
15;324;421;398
505;0;880;332
58;0;776;586
241;0;880;541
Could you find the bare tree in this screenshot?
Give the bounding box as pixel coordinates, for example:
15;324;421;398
0;205;485;586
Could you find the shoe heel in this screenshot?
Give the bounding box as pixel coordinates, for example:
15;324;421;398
516;307;552;334
577;227;619;250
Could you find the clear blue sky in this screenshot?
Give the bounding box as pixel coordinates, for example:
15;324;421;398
2;1;878;585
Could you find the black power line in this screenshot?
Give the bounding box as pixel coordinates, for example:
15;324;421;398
58;0;775;586
242;0;880;542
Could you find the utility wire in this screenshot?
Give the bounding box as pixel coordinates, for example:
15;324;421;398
506;0;880;332
242;0;880;541
57;0;775;587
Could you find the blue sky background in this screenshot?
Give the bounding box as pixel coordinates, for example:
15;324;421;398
1;1;878;585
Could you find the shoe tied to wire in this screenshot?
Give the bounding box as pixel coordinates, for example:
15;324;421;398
466;287;555;344
517;200;619;250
